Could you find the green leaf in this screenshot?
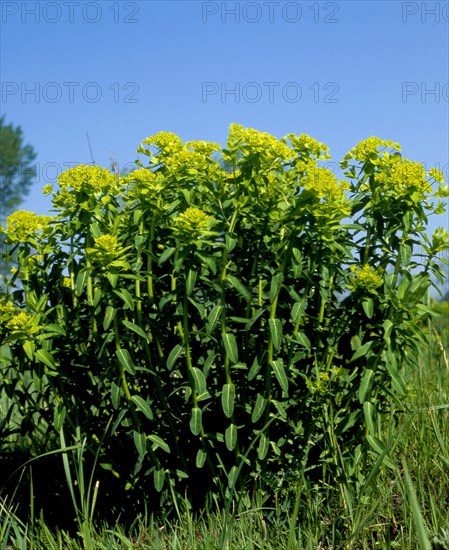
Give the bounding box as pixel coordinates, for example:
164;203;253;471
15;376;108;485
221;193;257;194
133;430;146;456
221;383;236;418
222;332;238;364
196;448;207;468
270;273;283;304
252;394;267;423
75;269;91;296
116;348;136;375
350;341;373;362
363;401;376;435
269;318;283;352
294;332;311;350
148;434;170;454
383;320;393;343
228;465;238;488
291;301;305;323
158;247;176;265
130;395;153;420
206;305;223;334
122;319;148;340
225;233;237;252
45;323;66;336
113;289;135;310
225;423;237;451
54;404;66;432
23;340;35;361
271;359;289;393
384;351;406;395
111;381;121;409
248;355;263;381
167;344;184;370
190;408;202;436
154;468;165;492
186;269;197;296
367;436;394;468
191;367;207;395
103;306;117;330
226;274;251;302
258;433;269;460
359;369;374;403
35;349;56;370
362;299;374;319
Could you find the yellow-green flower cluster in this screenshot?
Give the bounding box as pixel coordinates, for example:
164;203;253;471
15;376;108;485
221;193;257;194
430;227;449;254
174;207;215;240
348;264;383;293
164;149;212;173
121;168;165;200
57;165;117;193
2;210;52;243
302;167;349;200
427;168;445;183
5;311;42;338
225;123;293;164
0;298;16;323
346;137;401;163
286;133;330;160
186;140;221;156
86;234;130;268
374;160;431;199
141;132;184;156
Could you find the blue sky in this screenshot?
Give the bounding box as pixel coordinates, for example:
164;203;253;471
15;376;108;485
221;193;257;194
1;0;448;245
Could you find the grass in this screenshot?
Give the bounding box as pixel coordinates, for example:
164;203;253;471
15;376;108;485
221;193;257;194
1;318;448;549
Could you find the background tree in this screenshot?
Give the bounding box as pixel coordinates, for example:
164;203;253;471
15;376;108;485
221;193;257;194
0;116;37;279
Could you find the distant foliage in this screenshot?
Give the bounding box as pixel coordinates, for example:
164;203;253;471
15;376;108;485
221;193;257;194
1;125;448;521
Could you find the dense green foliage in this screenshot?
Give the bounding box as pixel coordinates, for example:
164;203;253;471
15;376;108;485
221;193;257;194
0;125;448;532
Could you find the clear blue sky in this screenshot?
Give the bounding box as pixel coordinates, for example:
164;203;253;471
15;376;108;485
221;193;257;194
1;0;448;243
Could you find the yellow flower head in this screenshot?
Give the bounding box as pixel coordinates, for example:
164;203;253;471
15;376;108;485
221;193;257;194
121;168;165;199
0;298;16;323
186;140;221;156
346;137;400;163
286;133;329;160
225;124;293;164
58;164;117;193
374;159;431;199
302;167;346;200
2;210;52;243
174;207;215;239
348;264;383;293
5;311;42;337
427;168;445;183
141;132;185;156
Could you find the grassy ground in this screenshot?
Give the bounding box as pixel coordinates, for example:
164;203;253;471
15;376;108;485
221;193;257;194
1;318;448;549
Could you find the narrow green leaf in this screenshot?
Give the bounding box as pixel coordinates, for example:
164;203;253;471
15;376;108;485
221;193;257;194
228;465;238;488
359;369;374;403
133;430;146;456
221;383;236;418
191;367;207;395
186;269;197;296
130;395;153;420
116;348;136;375
295;332;311;350
291;301;305;323
111;381;121;410
222;332;238;364
35;349;56;370
45;323;67;336
271;359;289;393
196;449;207;468
206;305;223;334
362;299;374;319
383;319;393;343
384;353;406;395
167;344;184;370
258;433;269;460
23;340;35;361
226;274;251;302
154;468;165;492
122;319;148;340
54;404;66;432
158;246;176;265
225;423;237;451
75;269;90;296
252;394;267;423
350;341;373;362
248;355;262;381
269;318;283;352
148;434;170;454
113;288;135;311
269;273;283;304
190;407;202;436
103;306;117;330
363;401;376;435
